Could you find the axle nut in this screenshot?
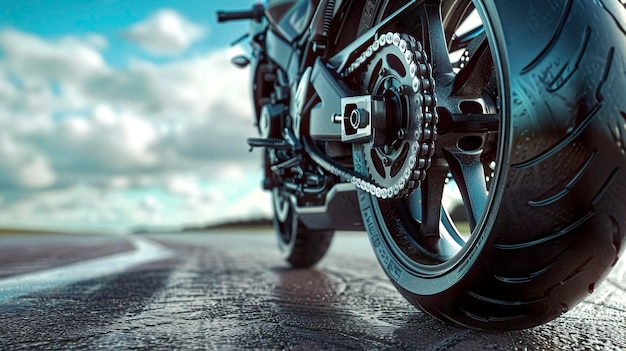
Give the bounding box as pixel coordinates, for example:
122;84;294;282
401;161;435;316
349;108;369;129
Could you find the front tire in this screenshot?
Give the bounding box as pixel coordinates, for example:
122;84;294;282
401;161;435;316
355;0;626;330
273;188;334;268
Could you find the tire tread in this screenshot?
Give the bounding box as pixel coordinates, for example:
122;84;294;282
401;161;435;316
357;0;626;331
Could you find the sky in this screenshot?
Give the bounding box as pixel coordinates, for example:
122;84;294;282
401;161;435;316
0;0;272;231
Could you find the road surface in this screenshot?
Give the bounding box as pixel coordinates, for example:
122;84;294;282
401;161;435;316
0;229;624;350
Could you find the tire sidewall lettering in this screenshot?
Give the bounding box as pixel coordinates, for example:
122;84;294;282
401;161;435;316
359;191;403;281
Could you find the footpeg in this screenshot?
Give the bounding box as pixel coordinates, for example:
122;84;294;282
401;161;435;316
247;137;291;150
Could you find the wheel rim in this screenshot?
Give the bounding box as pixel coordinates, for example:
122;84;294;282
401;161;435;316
272;188;296;245
358;0;504;274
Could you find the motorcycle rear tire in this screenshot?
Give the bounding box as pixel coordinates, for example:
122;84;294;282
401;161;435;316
354;0;626;330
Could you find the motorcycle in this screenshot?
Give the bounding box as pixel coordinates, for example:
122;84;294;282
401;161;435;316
218;0;626;330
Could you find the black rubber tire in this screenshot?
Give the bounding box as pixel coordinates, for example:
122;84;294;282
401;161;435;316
272;189;334;268
355;0;626;330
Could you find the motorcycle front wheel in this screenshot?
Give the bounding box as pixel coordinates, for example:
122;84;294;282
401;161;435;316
353;0;626;330
273;188;334;268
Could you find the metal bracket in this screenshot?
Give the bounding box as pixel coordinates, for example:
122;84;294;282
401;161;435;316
338;95;386;144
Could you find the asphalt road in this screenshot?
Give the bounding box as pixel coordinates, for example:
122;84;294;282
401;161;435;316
0;229;624;350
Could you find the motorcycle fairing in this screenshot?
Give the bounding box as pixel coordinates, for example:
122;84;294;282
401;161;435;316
265;0;321;43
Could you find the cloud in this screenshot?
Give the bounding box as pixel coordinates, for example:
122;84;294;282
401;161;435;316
54;106;160;170
17;155;56;189
0;26;269;228
0;29;109;121
0;28;256;177
0;172;271;229
121;9;205;56
0;27;252;120
80;46;253;119
0;29;108;83
0;133;56;189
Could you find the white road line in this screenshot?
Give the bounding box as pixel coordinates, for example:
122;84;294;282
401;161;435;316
0;236;173;303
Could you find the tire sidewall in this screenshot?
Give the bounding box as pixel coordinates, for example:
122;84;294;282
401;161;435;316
358;0;626;330
272;189;298;259
356;0;511;296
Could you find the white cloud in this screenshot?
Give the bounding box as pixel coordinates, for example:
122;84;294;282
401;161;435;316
0;26;271;229
0;133;57;189
0;171;271;229
17;155;56;189
109;175;131;189
80;46;253;119
122;9;205;56
0;27;252;122
166;174;199;196
0;29;108;83
83;33;108;50
0;28;256;175
0;29;109;121
229;186;273;221
49;108;160;172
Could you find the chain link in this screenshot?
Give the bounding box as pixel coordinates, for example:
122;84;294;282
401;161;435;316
307;32;438;199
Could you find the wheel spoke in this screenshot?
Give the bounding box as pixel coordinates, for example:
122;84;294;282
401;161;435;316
438;111;500;134
444;149;488;230
449;34;493;98
441;0;475;44
418;1;454;75
418;162;449;237
450;25;484;52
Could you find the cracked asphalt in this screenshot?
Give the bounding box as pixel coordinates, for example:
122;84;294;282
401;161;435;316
0;229;624;350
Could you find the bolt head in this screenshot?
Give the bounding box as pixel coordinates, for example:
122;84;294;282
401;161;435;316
349;108;368;129
397;128;407;139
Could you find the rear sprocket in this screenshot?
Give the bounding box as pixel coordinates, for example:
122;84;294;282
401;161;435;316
357;33;438;196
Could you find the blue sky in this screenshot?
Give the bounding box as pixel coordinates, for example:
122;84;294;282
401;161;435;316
0;0;271;231
1;0;255;65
